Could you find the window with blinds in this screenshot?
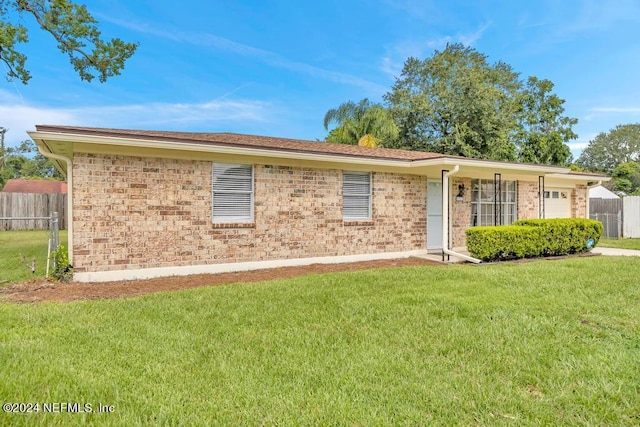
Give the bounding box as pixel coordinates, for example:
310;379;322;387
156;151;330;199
212;163;254;222
343;171;372;220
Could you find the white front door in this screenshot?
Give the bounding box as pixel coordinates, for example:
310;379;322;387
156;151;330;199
427;180;443;251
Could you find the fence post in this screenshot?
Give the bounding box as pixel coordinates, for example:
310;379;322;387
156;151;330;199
617;211;622;239
51;212;59;249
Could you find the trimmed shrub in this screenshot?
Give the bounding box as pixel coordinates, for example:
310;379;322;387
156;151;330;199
466;218;603;262
466;226;543;261
513;218;603;256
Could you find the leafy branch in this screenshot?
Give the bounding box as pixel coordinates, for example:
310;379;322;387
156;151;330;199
1;0;138;83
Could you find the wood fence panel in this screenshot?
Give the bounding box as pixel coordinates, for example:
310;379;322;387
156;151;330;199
0;193;67;230
589;198;623;215
623;196;640;238
589;198;623;239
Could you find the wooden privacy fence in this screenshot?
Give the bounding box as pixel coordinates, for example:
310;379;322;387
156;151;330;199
0;193;67;230
589;198;623;239
589;196;640;239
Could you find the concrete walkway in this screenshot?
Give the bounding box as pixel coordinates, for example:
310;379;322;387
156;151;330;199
591;247;640;257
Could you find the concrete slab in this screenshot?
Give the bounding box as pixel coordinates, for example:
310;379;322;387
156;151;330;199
591;247;640;257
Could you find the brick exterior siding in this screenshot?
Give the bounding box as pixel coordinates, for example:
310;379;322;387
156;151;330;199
72;153;427;273
571;184;588;218
517;181;540;220
451;177;472;248
71;152;588;274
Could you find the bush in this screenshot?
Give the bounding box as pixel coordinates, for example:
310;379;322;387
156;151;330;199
466;218;603;262
513;218;603;256
50;245;73;282
466;226;543;261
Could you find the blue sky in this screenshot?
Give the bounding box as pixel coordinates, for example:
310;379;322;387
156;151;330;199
2;0;640;160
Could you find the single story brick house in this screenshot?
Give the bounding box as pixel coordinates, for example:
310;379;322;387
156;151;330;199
30;125;607;282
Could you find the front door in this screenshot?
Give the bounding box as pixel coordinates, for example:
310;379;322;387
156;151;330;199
427;180;442;252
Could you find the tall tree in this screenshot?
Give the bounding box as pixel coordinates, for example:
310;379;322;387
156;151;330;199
384;44;521;160
577;124;640;173
324;98;398;147
0;0;137;84
610;161;640;194
515;77;576;165
383;43;577;164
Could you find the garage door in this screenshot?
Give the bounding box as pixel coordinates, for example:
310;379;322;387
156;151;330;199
544;188;571;218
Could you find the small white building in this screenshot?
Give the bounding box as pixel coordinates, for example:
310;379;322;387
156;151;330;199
589;185;619;199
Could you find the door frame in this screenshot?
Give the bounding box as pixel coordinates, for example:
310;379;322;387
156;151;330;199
427;179;443;252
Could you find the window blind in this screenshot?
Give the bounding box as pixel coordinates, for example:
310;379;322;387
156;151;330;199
343;171;371;220
212;163;254;222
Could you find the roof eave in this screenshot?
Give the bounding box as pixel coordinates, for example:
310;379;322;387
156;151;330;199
28;130;423;168
546;173;611;182
411;156;569;174
28;129;583;176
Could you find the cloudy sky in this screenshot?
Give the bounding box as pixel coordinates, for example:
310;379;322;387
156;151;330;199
2;0;640;159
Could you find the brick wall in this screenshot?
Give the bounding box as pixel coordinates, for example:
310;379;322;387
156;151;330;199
571;184;588;218
517;180;539;220
72;153;427;273
451;177;472;248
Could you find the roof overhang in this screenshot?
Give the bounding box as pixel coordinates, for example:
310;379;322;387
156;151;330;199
546;173;611;183
28;129;602;182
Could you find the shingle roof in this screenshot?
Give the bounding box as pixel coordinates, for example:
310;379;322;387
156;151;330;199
2;179;67;193
35;125;448;162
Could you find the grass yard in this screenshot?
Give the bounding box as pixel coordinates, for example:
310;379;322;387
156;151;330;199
598;238;640;251
1;256;640;425
0;230;68;284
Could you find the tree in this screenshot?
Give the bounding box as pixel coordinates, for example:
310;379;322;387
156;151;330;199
515;77;576;165
610;161;640;194
383;43;577;164
324;98;398;147
0;139;62;188
384;44;521;160
577;124;640;173
0;0;137;84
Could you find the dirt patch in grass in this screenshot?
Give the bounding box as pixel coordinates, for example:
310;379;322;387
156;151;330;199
0;257;443;303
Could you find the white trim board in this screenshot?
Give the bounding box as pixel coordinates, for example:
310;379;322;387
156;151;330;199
73;250;431;283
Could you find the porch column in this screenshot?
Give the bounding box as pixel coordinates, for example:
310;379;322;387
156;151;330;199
538;176;545;219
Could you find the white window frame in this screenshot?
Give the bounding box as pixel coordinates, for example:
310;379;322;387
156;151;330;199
343;171;372;220
471;179;517;226
212;163;254;223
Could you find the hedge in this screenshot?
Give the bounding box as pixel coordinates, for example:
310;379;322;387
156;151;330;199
466;218;603;262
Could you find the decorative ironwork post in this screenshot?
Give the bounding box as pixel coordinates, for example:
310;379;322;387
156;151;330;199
494;173;502;225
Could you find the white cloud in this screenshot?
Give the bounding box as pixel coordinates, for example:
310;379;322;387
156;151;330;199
380;22;491;79
567;141;590;151
564;0;640;34
584;107;640;121
458;22;492;47
104;17;387;95
590;107;640;114
0;91;77;146
0;90;272;147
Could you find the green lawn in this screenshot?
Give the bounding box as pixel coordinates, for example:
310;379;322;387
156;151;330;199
0;230;68;284
599;238;640;251
1;256;640;425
